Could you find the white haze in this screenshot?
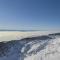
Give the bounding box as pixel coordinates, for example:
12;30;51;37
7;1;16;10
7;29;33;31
0;31;60;42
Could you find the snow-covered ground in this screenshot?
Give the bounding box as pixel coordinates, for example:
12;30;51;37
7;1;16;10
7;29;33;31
0;31;60;60
24;35;60;60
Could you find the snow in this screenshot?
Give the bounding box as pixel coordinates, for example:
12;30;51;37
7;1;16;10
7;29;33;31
0;31;60;60
24;37;60;60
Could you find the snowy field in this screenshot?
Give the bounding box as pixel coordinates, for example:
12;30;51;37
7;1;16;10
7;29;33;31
0;31;60;60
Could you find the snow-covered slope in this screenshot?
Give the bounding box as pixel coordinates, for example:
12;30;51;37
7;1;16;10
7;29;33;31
24;33;60;60
0;32;60;60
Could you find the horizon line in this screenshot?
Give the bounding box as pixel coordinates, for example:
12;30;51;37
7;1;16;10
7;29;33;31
0;29;48;32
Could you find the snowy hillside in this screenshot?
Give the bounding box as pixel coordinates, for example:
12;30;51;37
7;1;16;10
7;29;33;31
0;32;60;60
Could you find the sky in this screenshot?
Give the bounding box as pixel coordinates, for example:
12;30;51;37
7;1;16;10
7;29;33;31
0;0;60;30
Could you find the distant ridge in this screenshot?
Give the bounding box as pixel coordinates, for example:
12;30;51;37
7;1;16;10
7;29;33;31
0;29;41;32
0;29;47;32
